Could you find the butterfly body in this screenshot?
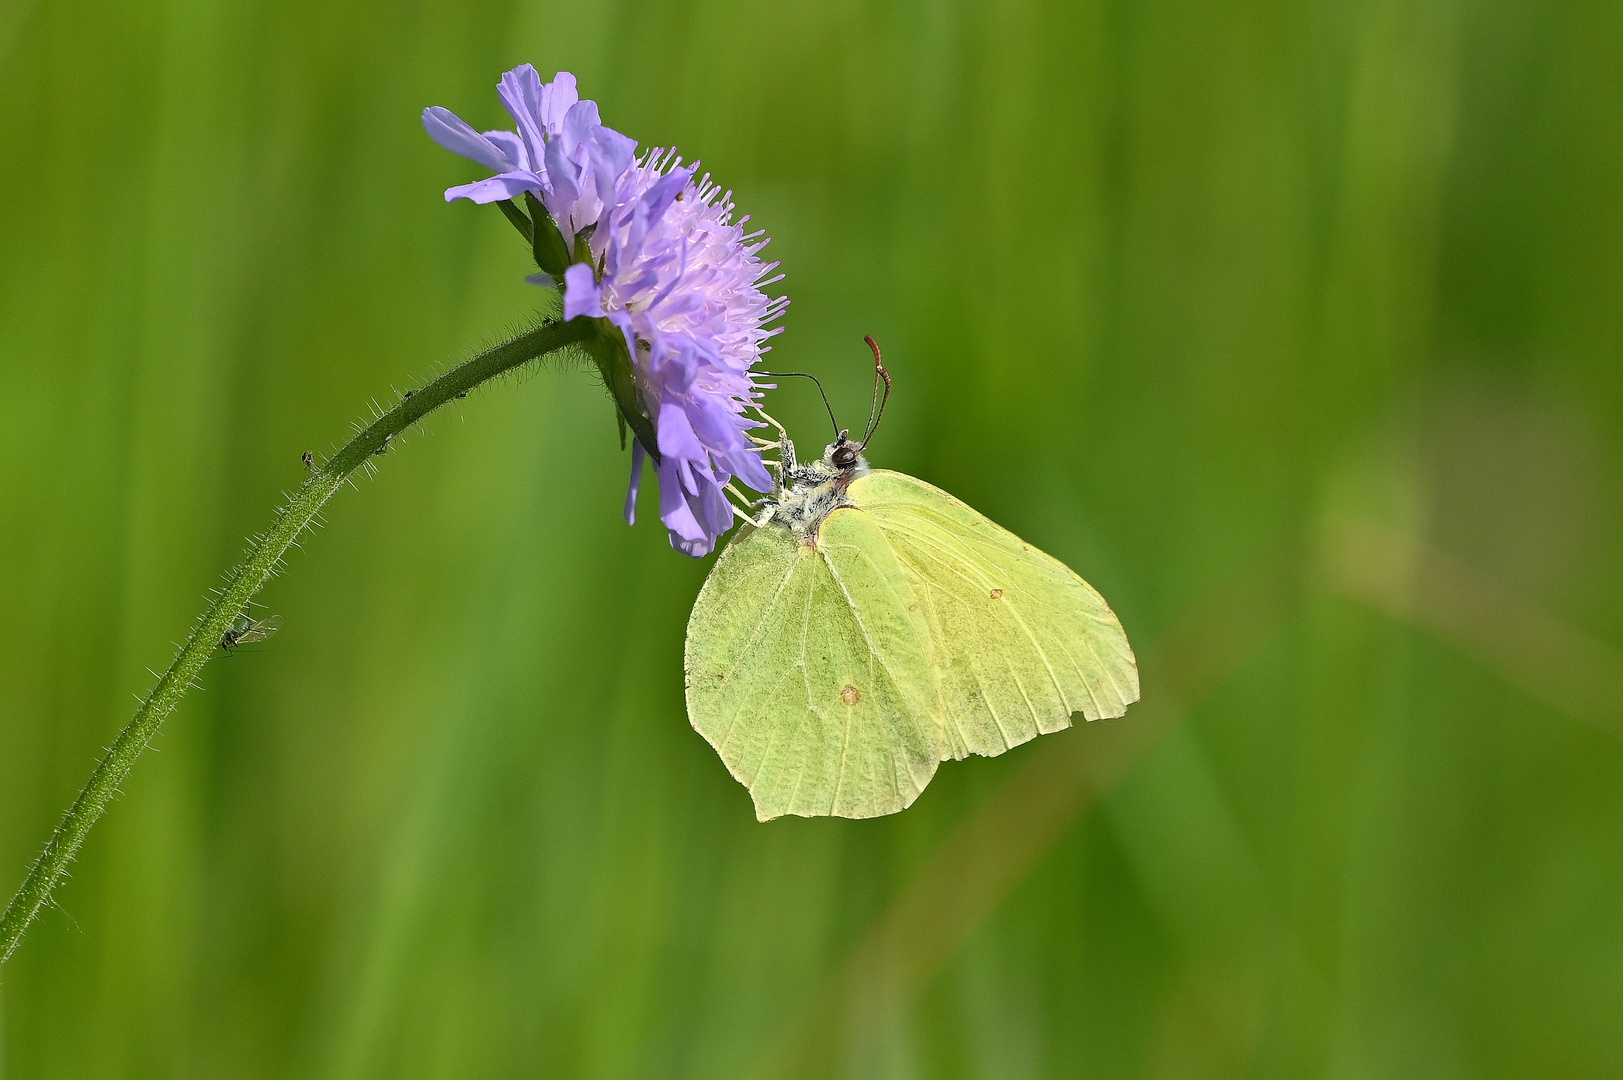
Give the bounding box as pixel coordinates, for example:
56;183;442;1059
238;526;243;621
685;436;1139;822
759;439;869;539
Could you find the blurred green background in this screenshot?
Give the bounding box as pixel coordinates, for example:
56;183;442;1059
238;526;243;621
2;0;1621;1075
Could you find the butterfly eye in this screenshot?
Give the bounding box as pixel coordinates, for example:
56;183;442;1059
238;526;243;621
832;445;858;467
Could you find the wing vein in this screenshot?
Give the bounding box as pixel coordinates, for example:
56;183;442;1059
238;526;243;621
822;537;938;780
788;566;819;814
714;553;806;754
881;515;1075;721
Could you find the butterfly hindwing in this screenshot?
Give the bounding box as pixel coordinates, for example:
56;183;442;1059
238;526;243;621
849;470;1140;760
685;509;944;821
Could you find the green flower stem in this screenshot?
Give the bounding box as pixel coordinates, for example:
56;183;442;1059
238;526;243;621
0;314;593;967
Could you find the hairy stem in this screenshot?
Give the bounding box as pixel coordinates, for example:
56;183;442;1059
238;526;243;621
0;315;592;966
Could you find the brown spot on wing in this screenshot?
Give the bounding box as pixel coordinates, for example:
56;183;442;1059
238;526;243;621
990;588;1003;600
840;684;862;706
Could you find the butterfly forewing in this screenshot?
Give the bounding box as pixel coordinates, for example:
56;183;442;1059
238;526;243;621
850;470;1139;760
685;511;944;821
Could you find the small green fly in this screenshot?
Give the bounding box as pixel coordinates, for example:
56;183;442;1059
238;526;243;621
220;613;282;653
684;338;1140;821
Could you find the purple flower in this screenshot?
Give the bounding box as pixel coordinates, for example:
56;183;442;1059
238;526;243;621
425;68;787;557
422;66;634;248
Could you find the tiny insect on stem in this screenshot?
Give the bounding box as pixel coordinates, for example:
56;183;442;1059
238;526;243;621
220;614;283;653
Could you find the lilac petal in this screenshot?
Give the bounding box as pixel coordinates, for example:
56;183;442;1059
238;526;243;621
562;100;603;152
697;477;734;539
657;454;707;544
670;535;712;557
676;453;702;494
683;391;739;448
685;401;770;491
482;129;529;171
543;136;580;208
623;167;689;252
645;236;690;312
624;440;646;524
732;447;773;493
640;167;691;225
657;399;707;463
626;167;693;256
499;64;549;164
562;264;604;320
422;107;515;172
587;128;636;202
444;171;542;204
540;71;578;131
650;337;699;393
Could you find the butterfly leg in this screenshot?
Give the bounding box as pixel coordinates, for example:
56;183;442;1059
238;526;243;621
729;502;773;528
749;408;797;495
724;482;775;528
727;499;775;528
745;435;783;482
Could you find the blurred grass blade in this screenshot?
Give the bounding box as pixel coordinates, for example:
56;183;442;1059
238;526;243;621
1325;518;1623;735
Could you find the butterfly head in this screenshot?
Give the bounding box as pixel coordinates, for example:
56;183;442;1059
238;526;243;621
750;337;892;541
827;429;865;470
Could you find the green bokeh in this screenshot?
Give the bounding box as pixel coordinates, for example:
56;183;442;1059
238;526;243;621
2;0;1621;1076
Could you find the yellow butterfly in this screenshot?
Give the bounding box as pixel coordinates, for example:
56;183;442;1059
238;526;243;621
685;340;1139;820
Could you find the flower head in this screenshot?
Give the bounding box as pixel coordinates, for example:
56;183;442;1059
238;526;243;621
423;66;633;249
425;67;786;557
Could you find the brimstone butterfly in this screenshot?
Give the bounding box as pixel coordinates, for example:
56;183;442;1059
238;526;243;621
684;340;1139;821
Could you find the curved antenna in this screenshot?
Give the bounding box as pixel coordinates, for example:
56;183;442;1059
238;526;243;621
757;370;840;439
855;335;893;451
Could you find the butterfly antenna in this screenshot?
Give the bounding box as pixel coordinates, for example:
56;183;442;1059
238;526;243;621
757;370;841;438
855;335;892;451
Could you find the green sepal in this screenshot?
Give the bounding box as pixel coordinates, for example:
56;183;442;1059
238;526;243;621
573;226;599;270
579;317;660;464
523;193;572;276
495;199;533;245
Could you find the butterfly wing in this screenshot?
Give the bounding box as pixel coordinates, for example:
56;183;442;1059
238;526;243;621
850;470;1139;760
685;510;946;821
